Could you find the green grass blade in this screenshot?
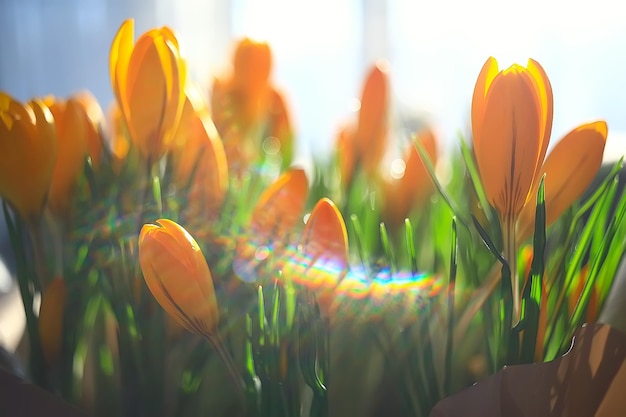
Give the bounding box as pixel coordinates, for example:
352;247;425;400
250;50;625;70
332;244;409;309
350;214;371;277
458;135;495;226
404;218;418;276
257;286;266;347
568;179;626;336
519;176;546;363
379;222;397;275
444;217;457;396
413;134;470;231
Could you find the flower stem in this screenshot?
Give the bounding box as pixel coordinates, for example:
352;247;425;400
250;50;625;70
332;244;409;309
27;220;49;289
205;333;247;408
503;216;519;326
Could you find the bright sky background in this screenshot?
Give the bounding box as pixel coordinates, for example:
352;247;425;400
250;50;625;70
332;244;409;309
229;0;626;160
1;0;625;160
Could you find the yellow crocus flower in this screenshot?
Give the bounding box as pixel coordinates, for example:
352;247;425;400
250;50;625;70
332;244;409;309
472;57;606;322
299;197;349;319
234;168;309;282
139;219;218;338
472;57;552;320
171;86;228;224
355;63;389;176
0;93;57;223
381;128;438;231
472;57;553;225
71;90;105;169
44;97;89;217
109;19;186;161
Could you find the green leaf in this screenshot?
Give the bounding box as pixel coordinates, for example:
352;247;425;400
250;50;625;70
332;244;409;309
519;176;546;363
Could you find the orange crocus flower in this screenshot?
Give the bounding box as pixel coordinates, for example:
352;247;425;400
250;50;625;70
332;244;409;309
44;96;89;217
211;38;293;175
517;121;607;240
335;63;389;187
139;219;218;337
335;124;357;187
289;197;349;318
472;57;553;225
473;56;552;321
355;63;389;175
105;102;131;171
170;86;229;224
109;19;186;161
0;93;57;224
231;38;272;126
472;57;606;322
234;168;309;282
381;128;438;231
71;90;105;169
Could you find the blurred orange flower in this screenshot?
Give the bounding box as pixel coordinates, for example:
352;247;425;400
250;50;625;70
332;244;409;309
71;90;106;169
0;93;57;223
335;63;389;186
290;197;349;317
211;38;293;174
109;18;186;161
234;168;309;282
355;63;389;174
380;128;438;231
44;96;89;216
139;219;218;337
171;86;228;223
105;102;131;171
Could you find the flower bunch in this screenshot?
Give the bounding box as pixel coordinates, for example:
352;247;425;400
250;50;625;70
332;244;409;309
1;18;624;417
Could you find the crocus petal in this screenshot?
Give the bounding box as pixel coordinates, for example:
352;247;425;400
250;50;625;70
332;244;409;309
471;56;499;146
299;198;349;316
109;19;134;118
249;168;309;242
0;96;57;222
234;168;308;282
110;20;185;161
517;121;607;240
302;198;349;270
526;58;553;172
155;36;185;146
71;91;105;168
46;98;89;216
126;37;168;157
267;87;294;168
232;38;272;95
172;88;228;223
404;129;438;202
476;66;543;219
336;123;357;188
355;63;389;174
380;129;438;231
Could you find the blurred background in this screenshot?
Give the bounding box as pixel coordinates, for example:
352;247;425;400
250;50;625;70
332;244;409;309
1;0;626;350
2;0;626;158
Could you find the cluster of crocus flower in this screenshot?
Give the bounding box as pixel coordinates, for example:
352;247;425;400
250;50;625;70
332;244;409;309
0;90;104;367
333;62;440;234
0;16;619;417
211;37;294;175
109;19;186;163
